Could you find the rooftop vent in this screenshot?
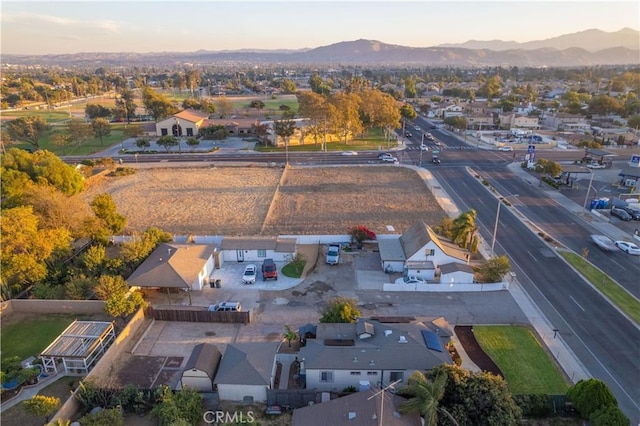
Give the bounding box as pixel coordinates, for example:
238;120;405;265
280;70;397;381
353;357;358;362
398;336;408;343
348;412;356;420
384;330;392;337
369;360;375;365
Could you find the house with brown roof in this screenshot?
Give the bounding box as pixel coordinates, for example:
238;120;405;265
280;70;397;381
298;318;452;393
220;236;296;263
377;221;472;283
126;243;218;291
155;109;209;138
292;387;421;426
202;117;258;136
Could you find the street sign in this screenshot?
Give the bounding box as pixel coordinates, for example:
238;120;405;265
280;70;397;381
630;155;640;165
432;150;440;155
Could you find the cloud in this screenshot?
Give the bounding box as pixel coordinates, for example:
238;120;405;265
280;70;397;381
2;12;121;33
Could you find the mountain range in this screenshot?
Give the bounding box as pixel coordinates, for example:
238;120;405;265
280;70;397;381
2;28;638;68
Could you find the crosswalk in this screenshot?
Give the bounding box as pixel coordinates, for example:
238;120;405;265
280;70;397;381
404;146;477;151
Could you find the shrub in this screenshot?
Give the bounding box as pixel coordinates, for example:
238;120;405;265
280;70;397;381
589;405;629;426
567;379;618;420
513;394;553;418
78;408;125;426
349;225;376;243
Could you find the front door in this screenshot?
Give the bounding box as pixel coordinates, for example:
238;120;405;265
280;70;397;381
236;250;244;262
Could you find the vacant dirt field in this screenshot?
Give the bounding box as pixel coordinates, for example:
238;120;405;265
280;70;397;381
81;165;447;236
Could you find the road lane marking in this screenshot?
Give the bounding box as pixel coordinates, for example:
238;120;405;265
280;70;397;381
569;296;586;312
527;251;538;261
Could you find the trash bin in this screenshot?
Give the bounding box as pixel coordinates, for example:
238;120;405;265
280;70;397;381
215;279;221;288
209;279;214;288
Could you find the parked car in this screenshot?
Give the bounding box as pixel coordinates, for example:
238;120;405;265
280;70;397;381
378;152;393;159
590;234;617;251
621;206;640;220
208;302;242;312
611;207;632;221
242;264;257;284
261;258;278;281
614;241;640;255
395;276;426;285
498;146;513;152
587;161;606;169
326;244;340;265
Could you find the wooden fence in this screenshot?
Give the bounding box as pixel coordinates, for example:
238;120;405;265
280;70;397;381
146;306;250;324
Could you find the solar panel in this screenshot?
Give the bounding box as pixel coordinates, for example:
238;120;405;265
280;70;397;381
421;330;444;352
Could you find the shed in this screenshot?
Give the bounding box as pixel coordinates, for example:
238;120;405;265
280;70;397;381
180;343;222;392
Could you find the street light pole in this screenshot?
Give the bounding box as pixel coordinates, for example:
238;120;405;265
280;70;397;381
419;132;424;167
582;169;595;216
491;198;502;254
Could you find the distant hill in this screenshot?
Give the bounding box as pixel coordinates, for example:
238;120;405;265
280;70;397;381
2;28;638;67
437;28;640;52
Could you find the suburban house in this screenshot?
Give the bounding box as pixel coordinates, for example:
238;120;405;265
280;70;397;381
466;115;495;129
126;243;218;292
378;221;473;283
498;113;540;130
298;318;453;393
214;342;279;403
220;236;296;263
545;113;590;132
291;387;421;426
180;343;222;392
258;118;314;147
155;109;208;137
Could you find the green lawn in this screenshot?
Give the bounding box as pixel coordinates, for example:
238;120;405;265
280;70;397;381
0;315;76;361
473;325;569;395
1;110;72;124
255;128;392;153
559;251;640;324
282;260;306;278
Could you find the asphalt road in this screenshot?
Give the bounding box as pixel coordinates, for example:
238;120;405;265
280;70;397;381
433;165;640;420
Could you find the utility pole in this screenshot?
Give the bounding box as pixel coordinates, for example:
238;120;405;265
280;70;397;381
420;132;424;167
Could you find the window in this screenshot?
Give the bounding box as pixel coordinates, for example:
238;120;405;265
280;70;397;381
390;371;404;382
186;128;194;136
257;250;267;258
425;249;435;257
367;371;378;376
320;371;334;383
161;128;168;136
350;371;361;376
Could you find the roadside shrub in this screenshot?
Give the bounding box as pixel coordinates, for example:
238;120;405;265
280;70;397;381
349;225;376;243
513;394;553;418
589;405;629;426
482;179;490;186
111;167;136;177
567;378;618;420
78;408;124;426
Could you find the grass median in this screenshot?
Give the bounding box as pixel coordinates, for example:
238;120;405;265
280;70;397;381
474;325;569;395
558;251;640;324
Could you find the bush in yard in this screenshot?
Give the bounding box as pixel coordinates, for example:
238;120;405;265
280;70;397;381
589;405;630;426
78;408;125;426
349;225;376;243
23;395;61;423
320;296;361;323
567;378;618;420
513;394;553;418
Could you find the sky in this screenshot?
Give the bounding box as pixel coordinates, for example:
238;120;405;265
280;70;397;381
1;1;639;55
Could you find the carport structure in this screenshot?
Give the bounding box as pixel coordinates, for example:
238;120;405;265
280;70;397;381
39;320;116;375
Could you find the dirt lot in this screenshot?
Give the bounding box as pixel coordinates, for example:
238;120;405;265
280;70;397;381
81;165;447;236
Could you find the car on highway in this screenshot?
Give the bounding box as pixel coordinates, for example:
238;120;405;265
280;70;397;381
378;152;393;159
420;144;429;151
341;151;358;156
614;240;640;255
241;264;257;284
587;161;606;169
413;125;421;131
590;234;617;251
429;125;437;130
498;145;513;152
424;133;435;141
380;155;398;163
610;207;632;221
395;276;426;285
405;132;412;138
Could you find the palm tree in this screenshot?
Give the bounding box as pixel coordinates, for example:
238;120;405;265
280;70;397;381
398;371;458;426
452;210;478;251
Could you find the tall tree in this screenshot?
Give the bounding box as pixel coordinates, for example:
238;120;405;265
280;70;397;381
273;117;296;147
329;92;363;144
215;96;234;118
5;116;48;150
85;104;112;120
476;256;511;283
91;118;112;145
398;370;454;426
90;193;126;234
67;118;93;146
452;210;478;251
114;87;137;124
142;87;178;122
